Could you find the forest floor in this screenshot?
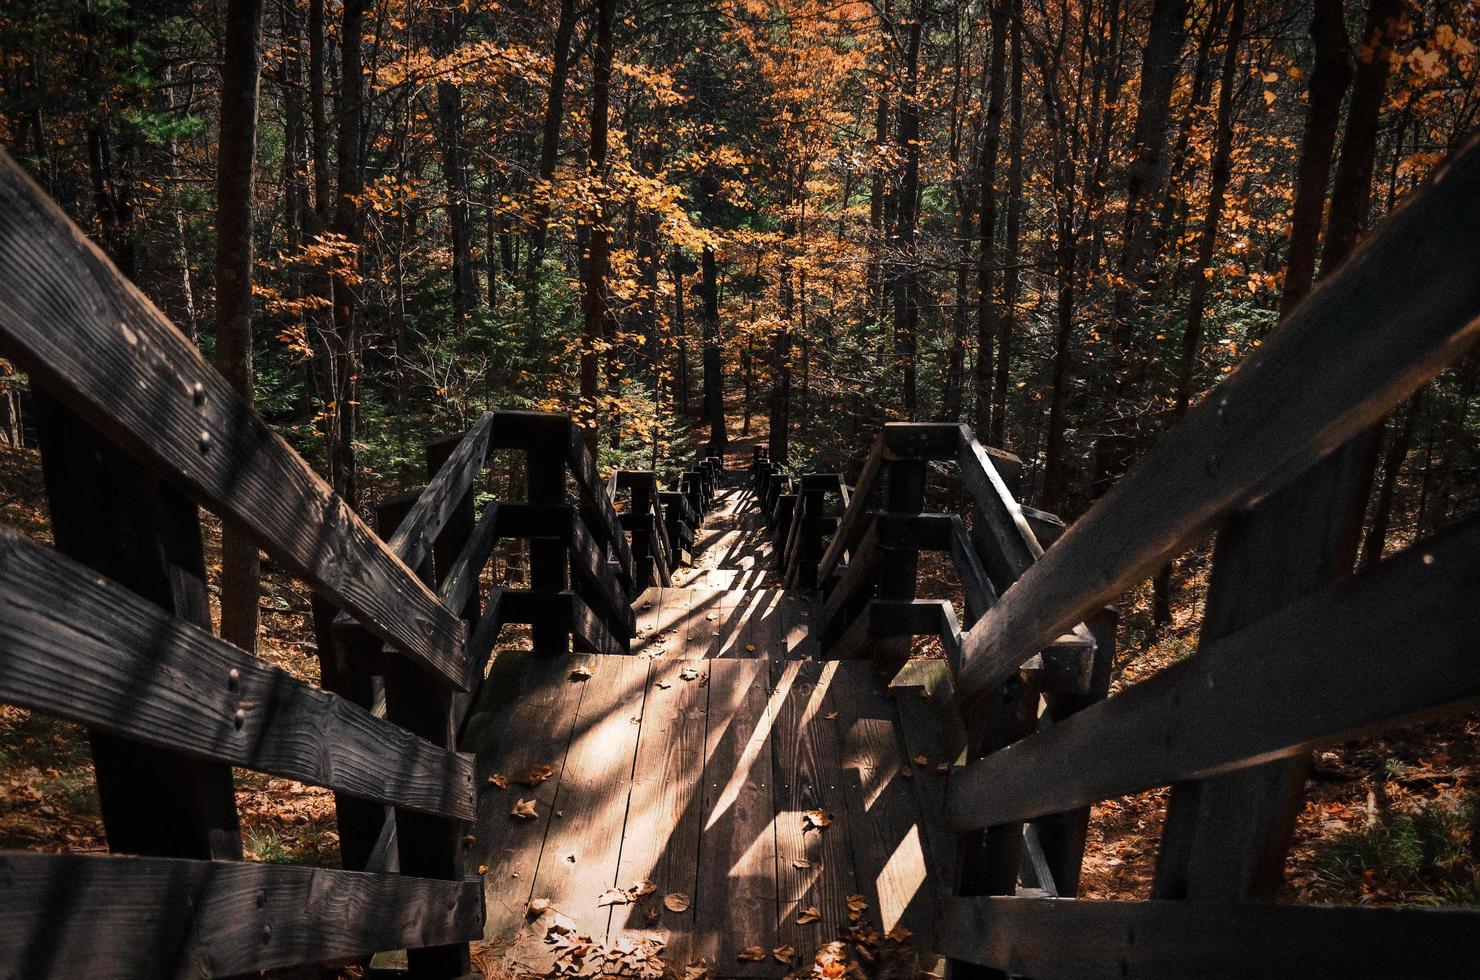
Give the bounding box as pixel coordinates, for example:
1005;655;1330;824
0;412;1477;975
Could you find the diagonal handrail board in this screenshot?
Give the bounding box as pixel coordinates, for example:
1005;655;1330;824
955;133;1480;702
0;151;467;690
334;412;494;631
936;895;1480;978
0;851;484;978
946;515;1480;832
0;527;476;819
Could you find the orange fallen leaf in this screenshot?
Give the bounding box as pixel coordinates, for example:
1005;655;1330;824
478;864;489;875
737;946;765;962
664;892;692;912
528;897;552;917
846;894;868;912
516;764;557;786
488;773;508;789
796;906;821;924
935;763;949;774
912;754;927;767
598;887;632;907
570;665;594;681
773;945;796;963
899;765;914;779
884;924;911;943
823;710;839;720
629;878;657;898
512;798;539;820
685;958;712;980
802;809;832;832
792;858;811;869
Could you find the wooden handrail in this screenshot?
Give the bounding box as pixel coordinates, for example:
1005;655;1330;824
953;131;1480;703
0;151;468;691
0;526;476;818
947;515;1480;831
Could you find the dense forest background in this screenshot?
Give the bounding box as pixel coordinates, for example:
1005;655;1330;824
0;0;1477;601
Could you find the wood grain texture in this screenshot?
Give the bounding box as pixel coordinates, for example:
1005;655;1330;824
0;151;466;689
947;516;1480;831
0;526;475;818
0;851;482;978
956;135;1480;701
609;658;709;962
471;653;592;943
693;659;779;973
829;661;939;952
769;660;860;956
936;896;1480;978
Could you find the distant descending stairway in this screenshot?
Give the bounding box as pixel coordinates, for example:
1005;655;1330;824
467;454;961;978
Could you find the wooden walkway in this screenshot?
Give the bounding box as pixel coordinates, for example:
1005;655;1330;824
466;477;965;978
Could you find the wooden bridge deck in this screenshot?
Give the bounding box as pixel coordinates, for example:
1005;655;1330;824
466;479;965;978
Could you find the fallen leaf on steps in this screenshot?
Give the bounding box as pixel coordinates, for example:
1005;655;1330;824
773;945;796;963
792;858;811;869
488;773;508;789
528;898;552;918
802;809;832;832
570;664;594;680
664;892;692;912
885;924;912;943
511;799;539;820
597;888;631;907
684;958;712;980
737;947;766;962
823;710;839;720
516;764;557;786
796;906;821;924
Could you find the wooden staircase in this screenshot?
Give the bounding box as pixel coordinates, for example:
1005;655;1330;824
468;460;962;978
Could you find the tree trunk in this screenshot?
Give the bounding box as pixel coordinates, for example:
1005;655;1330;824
329;0;368;509
974;0;1008;434
1092;0;1190;497
435;4;476;325
215;0;265;653
699;177;727;450
892;4;926;417
579;0;614;455
990;0;1023;448
1279;0;1352;317
524;0;579;315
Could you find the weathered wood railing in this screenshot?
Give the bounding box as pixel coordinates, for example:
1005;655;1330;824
807;135;1480;976
0;149;675;977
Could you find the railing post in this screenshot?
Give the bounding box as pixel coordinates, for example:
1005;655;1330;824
876;452;926;666
32;393;243;861
791;476;831;590
1032;605;1118;896
527;431;571;655
376;496;470;979
629;477;657;591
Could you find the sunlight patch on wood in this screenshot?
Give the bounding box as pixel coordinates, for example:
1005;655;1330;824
877;824;927;933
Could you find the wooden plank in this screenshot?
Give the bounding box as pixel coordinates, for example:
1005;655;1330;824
745;589;788;660
713;587;755;658
610;658;709;963
470;653;592;943
817;522;880;645
783;596;819;660
693;659;778;973
685;587;733;657
515;656;649;970
830;662;938;952
881;421;962;461
947;516;1480;831
769;660;860;958
0;851;482;978
955;134;1480;702
0;526;476;818
936;896;1480;979
0;154;466;687
31;396;241;861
